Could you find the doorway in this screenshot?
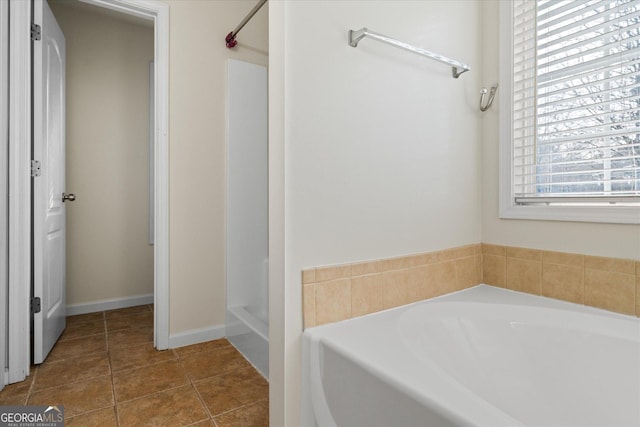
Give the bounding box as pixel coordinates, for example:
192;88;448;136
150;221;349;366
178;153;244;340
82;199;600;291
5;0;169;385
37;0;154;360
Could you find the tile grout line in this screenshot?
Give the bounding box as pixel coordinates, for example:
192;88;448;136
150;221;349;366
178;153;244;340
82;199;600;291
184;360;217;426
30;372;113;394
18;306;160;424
106;309;175;424
13;310;270;425
112;382;194;406
212;397;270;419
64;404;116;424
180;345;267;425
110;353;180;376
40;313;111;421
172;344;234;362
23;365;39;405
104;311;122;427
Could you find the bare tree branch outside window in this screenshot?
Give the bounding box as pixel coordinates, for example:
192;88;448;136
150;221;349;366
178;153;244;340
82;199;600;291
519;0;640;198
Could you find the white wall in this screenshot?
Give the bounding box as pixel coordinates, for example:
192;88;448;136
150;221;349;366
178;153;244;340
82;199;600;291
480;0;640;260
270;1;483;424
287;1;482;268
49;1;155;306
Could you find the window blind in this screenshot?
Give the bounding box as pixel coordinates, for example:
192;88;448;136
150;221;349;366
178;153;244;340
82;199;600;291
512;0;640;203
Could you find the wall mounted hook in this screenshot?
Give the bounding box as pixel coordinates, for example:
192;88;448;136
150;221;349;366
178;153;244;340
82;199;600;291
480;84;498;112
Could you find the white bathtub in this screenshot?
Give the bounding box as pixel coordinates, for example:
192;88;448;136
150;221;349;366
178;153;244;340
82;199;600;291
226;305;269;378
301;285;640;427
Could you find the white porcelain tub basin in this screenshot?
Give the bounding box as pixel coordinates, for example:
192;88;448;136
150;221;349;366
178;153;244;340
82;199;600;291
301;285;640;427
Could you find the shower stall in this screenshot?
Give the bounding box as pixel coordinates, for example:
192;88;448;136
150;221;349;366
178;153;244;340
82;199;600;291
226;59;268;378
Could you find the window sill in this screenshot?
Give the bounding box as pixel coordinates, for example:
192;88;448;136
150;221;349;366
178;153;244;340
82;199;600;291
499;204;640;225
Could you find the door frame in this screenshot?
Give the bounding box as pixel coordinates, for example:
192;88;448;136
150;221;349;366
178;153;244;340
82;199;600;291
7;0;169;382
0;0;9;390
8;0;33;384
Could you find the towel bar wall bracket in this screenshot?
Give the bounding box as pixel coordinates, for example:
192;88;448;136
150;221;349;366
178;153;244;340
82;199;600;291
348;27;470;79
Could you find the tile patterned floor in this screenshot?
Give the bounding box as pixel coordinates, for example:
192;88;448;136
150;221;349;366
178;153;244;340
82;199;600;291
0;305;269;426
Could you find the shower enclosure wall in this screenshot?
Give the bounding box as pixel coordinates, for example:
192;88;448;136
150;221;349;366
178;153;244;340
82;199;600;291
226;59;268;378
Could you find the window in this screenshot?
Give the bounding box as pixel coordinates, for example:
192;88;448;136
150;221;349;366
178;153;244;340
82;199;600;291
500;0;640;223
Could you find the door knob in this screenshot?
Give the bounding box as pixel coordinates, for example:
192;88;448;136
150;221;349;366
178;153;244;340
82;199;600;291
62;193;76;202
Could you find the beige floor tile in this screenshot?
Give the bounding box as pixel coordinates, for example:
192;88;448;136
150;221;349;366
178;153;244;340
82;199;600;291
194;367;268;416
28;375;113;418
47;334;107;363
187;419;216;426
105;305;151;319
109;342;177;373
106;311;153;332
173;338;231;358
60;319;106;341
113;360;189;402
34;353;110;391
66;406;117;426
66;312;104;327
4;309;268;427
108;326;153;349
117;385;208;427
181;346;251;382
213;400;269;427
0;393;28;405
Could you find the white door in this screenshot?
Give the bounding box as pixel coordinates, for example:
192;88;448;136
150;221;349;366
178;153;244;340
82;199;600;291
33;0;66;364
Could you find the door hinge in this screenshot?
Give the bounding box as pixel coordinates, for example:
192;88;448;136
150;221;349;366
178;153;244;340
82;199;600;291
31;23;41;41
31;160;41;177
31;297;41;314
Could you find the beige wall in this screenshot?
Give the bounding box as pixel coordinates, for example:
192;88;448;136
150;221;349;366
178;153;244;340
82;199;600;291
163;0;267;334
50;1;155;306
480;0;640;260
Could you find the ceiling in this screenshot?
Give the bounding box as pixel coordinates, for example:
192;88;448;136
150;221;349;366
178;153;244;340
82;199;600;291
49;0;154;29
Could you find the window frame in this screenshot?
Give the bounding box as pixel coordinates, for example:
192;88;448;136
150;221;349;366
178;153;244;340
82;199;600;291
498;0;640;224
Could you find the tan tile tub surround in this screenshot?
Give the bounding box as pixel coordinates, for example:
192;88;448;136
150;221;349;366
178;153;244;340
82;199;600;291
302;244;482;328
482;244;640;318
302;244;640;329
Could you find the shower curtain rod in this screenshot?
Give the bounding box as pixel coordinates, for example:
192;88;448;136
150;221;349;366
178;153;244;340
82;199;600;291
226;0;268;48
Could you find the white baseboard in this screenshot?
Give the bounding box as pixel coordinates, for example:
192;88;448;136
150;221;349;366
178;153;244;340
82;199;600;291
66;294;154;316
168;324;226;349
